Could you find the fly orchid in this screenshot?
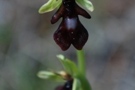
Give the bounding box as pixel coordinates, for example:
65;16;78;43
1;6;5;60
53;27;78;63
39;0;94;50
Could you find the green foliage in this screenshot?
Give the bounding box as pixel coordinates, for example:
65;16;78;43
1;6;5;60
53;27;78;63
72;78;81;90
57;54;78;77
38;54;91;90
0;25;12;44
77;74;92;90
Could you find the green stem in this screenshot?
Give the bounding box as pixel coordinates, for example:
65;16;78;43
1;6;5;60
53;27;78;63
76;50;92;90
76;50;86;75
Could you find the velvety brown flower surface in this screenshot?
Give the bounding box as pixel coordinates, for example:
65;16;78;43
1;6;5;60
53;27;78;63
51;0;91;51
56;80;73;90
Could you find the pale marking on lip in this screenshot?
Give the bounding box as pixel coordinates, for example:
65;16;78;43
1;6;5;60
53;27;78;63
66;18;77;30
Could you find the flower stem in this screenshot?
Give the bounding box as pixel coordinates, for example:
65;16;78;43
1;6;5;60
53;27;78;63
76;50;86;75
77;50;92;90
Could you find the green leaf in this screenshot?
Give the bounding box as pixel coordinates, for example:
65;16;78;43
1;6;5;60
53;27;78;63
37;71;64;82
57;54;79;77
76;0;94;12
72;78;81;90
39;0;62;14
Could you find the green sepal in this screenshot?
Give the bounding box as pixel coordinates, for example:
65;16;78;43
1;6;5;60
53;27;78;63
39;0;62;14
76;0;94;12
37;71;64;82
72;78;81;90
77;74;92;90
57;54;79;77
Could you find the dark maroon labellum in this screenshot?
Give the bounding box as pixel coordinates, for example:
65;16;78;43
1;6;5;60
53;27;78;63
63;80;73;90
51;0;91;51
55;80;73;90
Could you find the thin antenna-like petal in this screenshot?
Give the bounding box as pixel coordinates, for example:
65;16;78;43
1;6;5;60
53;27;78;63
75;4;91;19
51;5;65;24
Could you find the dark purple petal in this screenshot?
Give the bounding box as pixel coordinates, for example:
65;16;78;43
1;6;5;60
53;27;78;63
63;80;73;90
70;22;88;50
55;86;64;90
51;5;65;24
75;4;91;19
53;26;71;51
55;80;73;90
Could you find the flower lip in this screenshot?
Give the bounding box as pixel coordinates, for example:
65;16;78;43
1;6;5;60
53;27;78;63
53;29;71;51
55;79;73;90
51;0;90;50
63;79;73;90
53;16;88;51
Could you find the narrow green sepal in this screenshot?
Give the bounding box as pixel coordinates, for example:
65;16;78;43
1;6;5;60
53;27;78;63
57;54;79;77
77;75;92;90
72;78;81;90
76;0;94;12
39;0;62;14
37;71;64;82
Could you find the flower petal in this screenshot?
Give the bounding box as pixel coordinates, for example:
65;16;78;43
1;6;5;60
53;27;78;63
63;80;73;90
75;4;91;19
39;0;62;14
51;5;65;24
76;0;94;12
54;27;71;51
55;85;64;90
71;22;88;50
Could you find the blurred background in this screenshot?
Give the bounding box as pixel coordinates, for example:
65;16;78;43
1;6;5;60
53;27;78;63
0;0;135;90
